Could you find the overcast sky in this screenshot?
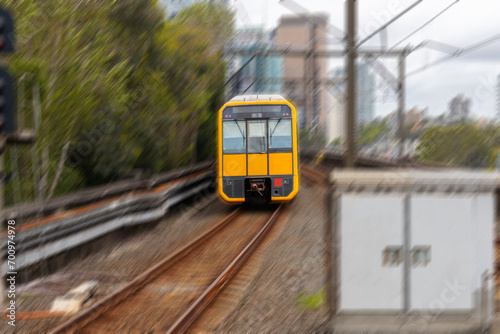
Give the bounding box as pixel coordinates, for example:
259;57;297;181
233;0;500;119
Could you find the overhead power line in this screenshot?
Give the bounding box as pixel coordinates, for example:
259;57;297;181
407;33;500;76
356;0;423;48
388;0;460;52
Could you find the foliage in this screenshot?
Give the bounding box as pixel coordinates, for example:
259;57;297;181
417;123;500;168
358;121;391;147
296;287;325;311
299;127;327;149
3;0;234;204
329;137;344;148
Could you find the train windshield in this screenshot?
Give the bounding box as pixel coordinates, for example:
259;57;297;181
247;120;267;153
269;119;292;149
223;121;246;154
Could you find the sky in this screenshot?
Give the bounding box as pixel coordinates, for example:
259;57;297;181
232;0;500;119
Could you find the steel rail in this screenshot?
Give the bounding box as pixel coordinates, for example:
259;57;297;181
1;172;214;265
49;208;242;334
301;165;327;185
165;205;283;334
3;177;215;275
3;161;214;224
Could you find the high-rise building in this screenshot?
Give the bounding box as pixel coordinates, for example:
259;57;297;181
447;94;471;122
327;61;375;139
357;62;376;124
229;27;283;96
325;87;345;144
275;13;329;133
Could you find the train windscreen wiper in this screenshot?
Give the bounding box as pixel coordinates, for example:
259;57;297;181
270;118;282;137
234;120;245;139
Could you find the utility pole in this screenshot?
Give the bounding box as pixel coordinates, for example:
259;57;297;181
346;0;357;168
304;31;311;133
312;23;319;134
0;7;14;311
397;50;407;162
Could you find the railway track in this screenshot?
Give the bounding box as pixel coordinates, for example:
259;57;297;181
9;168;211;234
50;205;283;333
301;164;327;185
4;161;214;225
3;166;215;276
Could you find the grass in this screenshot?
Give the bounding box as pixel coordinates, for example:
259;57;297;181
295;287;325;310
20;293;34;304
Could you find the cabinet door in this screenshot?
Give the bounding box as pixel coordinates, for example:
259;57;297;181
339;194;405;311
410;195;473;311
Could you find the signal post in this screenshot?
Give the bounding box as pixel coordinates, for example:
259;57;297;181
0;7;34;317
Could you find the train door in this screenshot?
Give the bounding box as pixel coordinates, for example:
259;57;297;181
247;120;268;176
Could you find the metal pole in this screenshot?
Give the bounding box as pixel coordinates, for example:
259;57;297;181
312;23;319;135
0;136;6;310
303;50;309;135
0;56;5;310
304;40;311;132
326;186;336;318
346;0;357;168
0;151;3;309
397;50;406;162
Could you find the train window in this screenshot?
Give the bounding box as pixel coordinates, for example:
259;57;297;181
269;119;292;149
223;121;246;154
248;120;267;153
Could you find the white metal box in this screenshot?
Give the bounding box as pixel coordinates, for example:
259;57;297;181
330;169;498;332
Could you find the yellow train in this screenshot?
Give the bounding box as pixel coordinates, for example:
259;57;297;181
217;94;299;204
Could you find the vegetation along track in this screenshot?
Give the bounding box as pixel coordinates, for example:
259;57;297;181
50;205;283;333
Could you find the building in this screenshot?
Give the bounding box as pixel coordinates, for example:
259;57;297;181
229;27;283;96
385;106;426;129
326;61;376;143
447;94;471;122
331;61;376;126
275;13;329;133
357;62;376;124
325;88;345;144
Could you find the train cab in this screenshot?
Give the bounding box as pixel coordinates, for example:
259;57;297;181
217;94;299;204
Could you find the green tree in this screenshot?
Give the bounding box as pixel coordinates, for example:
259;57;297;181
3;0;234;204
417;124;500;168
300;127;327;149
358;121;391;146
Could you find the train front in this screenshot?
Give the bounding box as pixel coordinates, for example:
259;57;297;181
218;95;299;204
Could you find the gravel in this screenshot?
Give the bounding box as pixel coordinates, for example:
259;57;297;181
4;194;233;333
193;182;330;333
7;181;331;334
